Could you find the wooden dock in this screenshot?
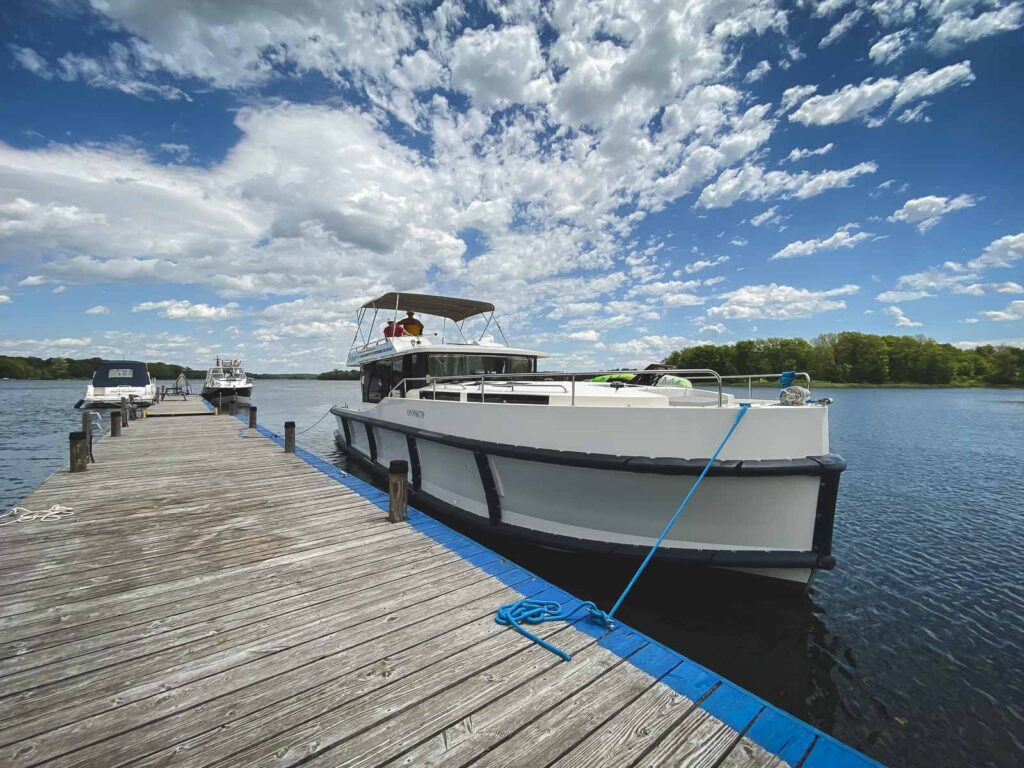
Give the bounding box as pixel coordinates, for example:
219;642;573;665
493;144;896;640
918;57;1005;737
0;396;880;767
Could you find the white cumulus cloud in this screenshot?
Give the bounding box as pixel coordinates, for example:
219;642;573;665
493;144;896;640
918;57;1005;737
744;60;772;83
132;299;240;320
789;62;974;126
888;194;978;232
684;255;730;274
967;233;1024;270
819;9;864;47
884;306;923;327
706;283;860;320
930;4;1024;53
698;162;877;208
771;224;871;260
785;143;834;162
85;305;110;315
979;300;1024;322
869;29;913;65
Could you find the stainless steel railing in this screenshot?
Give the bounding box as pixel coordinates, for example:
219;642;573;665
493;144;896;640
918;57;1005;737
391;368;726;406
691;372;811;398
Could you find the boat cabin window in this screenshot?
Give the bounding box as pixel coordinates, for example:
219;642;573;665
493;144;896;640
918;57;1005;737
361;353;537;403
363;363;388;403
426;354;536;378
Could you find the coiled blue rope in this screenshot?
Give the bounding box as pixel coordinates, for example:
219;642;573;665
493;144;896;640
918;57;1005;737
495;599;610;662
495;403;750;660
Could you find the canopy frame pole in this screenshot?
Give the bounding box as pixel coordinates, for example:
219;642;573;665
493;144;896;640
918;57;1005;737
348;307;365;361
454;320;469;344
368;307;379;342
479;312;493;341
393;293;401;329
493;316;510;347
442;317;447;345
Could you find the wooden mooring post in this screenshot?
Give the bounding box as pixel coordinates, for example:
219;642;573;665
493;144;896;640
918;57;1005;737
120;397;129;429
69;430;88;473
248;405;257;429
284;421;296;453
388;459;408;523
81;411;93;463
230;398;238;416
110;409;121;437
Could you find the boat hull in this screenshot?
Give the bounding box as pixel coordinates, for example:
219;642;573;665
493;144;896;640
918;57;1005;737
78;385;157;409
202;386;252;402
332;404;843;586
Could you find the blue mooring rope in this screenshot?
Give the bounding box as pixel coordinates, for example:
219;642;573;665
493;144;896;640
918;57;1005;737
495;403;750;660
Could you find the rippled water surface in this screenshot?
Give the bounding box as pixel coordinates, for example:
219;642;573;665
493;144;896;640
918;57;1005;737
2;380;1022;767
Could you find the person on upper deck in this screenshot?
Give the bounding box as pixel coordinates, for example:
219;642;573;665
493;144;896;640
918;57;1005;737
397;311;424;336
383;320;403;338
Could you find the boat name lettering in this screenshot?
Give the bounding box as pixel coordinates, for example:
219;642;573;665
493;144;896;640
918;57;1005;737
406;409;425;419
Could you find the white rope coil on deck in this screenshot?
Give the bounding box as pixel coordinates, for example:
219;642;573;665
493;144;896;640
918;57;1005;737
0;505;75;526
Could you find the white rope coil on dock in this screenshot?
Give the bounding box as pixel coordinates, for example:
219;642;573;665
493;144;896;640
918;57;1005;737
0;505;75;526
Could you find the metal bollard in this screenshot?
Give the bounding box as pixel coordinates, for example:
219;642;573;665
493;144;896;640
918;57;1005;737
69;431;88;473
388;460;408;522
284;421;296;453
248;405;257;430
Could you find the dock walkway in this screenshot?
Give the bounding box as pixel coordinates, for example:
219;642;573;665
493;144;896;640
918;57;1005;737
0;396;879;767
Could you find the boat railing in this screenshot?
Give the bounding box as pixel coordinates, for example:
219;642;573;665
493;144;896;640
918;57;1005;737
695;372;811;398
392;368;730;406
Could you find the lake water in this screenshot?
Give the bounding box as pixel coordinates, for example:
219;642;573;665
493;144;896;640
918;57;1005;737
1;379;1021;767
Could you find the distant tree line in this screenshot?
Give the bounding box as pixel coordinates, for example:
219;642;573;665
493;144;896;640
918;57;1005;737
0;356;360;381
316;369;361;380
0;356;205;380
663;333;1024;386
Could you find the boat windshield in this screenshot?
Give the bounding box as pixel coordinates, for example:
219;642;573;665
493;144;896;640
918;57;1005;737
93;365;149;387
427;354;535;378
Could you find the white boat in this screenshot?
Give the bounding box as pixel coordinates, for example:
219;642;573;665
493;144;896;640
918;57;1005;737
331;293;846;587
202;356;253;403
76;360;157;409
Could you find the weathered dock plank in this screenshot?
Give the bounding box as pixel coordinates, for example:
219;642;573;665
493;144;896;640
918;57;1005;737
0;396;881;768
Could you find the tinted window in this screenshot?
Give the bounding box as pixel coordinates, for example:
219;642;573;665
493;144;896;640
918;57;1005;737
426;355;535;378
363;362;387;402
93;364;149;387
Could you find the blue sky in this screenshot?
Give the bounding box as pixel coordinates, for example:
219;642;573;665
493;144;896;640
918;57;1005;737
1;0;1022;371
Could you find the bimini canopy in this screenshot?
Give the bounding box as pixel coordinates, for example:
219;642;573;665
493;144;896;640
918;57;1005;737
93;360;150;387
361;292;494;322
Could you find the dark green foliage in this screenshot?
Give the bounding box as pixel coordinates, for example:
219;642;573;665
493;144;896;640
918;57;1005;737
663;333;1024;386
316;369;360;380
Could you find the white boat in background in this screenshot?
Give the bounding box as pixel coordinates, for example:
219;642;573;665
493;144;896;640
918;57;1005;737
202;356;253;403
331;293;846;587
76;360;157;409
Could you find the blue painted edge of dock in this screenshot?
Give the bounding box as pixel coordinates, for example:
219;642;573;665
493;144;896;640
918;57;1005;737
237;413;883;768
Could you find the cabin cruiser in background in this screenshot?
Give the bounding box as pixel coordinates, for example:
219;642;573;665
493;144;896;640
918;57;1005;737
202;356;252;403
76;360;156;409
331;293;846;587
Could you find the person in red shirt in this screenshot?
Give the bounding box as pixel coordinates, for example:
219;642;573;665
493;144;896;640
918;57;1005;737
383;320;403;338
